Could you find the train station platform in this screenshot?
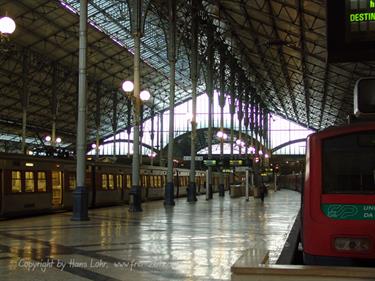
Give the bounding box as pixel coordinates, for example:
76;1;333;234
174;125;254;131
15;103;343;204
0;189;300;281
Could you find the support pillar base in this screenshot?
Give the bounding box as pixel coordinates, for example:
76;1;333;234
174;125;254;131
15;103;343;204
164;182;175;206
129;185;143;212
71;186;89;221
187;182;197;202
209;184;213;199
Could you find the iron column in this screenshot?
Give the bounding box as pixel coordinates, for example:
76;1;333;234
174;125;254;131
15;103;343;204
188;0;200;202
71;0;89;221
165;0;177;206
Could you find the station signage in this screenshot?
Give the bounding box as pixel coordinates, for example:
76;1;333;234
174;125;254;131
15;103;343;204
183;156;203;161
229;160;243;166
203;160;216;166
222;169;233;173
346;0;375;42
327;0;375;62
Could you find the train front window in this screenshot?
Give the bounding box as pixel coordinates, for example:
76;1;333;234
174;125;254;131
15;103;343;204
11;171;22;193
25;171;35;192
323;132;375;194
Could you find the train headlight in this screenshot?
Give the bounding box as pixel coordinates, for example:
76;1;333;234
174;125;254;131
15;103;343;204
334;237;370;252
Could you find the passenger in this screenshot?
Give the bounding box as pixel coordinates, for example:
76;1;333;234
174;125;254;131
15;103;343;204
260;183;266;203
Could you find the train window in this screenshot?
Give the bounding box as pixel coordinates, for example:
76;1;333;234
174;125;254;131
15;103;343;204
142;175;147;187
25;171;35;192
11;171;22;193
150;176;154;188
52;171;62;188
159;176;163;188
323;132;375;194
68;174;76;190
108;174;114;190
157;176;162;188
102;174;108;190
126;175;132;189
37;172;47;192
354;78;375;116
116;175;122;189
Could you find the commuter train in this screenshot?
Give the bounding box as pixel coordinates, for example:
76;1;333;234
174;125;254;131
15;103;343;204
302;78;375;266
0;153;221;217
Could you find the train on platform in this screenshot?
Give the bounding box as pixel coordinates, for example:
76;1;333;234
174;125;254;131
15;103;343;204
0;153;225;217
302;78;375;266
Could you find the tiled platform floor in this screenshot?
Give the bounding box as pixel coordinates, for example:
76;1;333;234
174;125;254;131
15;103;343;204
0;189;300;281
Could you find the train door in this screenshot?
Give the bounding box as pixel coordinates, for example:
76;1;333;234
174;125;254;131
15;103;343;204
52;171;63;208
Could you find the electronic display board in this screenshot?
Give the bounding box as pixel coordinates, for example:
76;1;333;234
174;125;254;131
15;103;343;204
327;0;375;62
346;0;375;42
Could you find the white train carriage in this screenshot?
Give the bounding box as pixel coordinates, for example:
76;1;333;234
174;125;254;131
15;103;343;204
93;162;131;206
140;165;166;200
175;168;190;197
195;171;206;194
139;166;207;200
0;153;75;216
0;152;215;217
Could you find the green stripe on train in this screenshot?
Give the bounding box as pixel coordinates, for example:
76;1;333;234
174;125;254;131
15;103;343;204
321;204;375;220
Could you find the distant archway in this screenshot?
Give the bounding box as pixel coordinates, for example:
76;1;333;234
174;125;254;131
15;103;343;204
271;138;306;154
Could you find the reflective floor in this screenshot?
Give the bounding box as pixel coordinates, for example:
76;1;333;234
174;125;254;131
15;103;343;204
0;189;300;281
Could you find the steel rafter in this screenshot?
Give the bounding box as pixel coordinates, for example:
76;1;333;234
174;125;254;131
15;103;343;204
265;0;299;123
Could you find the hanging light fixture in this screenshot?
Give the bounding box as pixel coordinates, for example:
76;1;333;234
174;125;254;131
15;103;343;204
140;90;151;101
0;16;16;35
121;80;134;92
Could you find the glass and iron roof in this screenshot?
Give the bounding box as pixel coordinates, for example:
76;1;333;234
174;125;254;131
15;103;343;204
0;0;372;153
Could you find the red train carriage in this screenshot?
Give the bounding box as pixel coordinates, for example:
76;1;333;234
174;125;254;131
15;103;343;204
303;78;375;266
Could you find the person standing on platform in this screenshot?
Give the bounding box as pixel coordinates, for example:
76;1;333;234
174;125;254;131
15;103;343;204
260;182;266;203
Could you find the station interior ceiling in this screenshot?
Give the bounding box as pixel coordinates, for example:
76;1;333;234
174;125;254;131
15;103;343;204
0;0;373;152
